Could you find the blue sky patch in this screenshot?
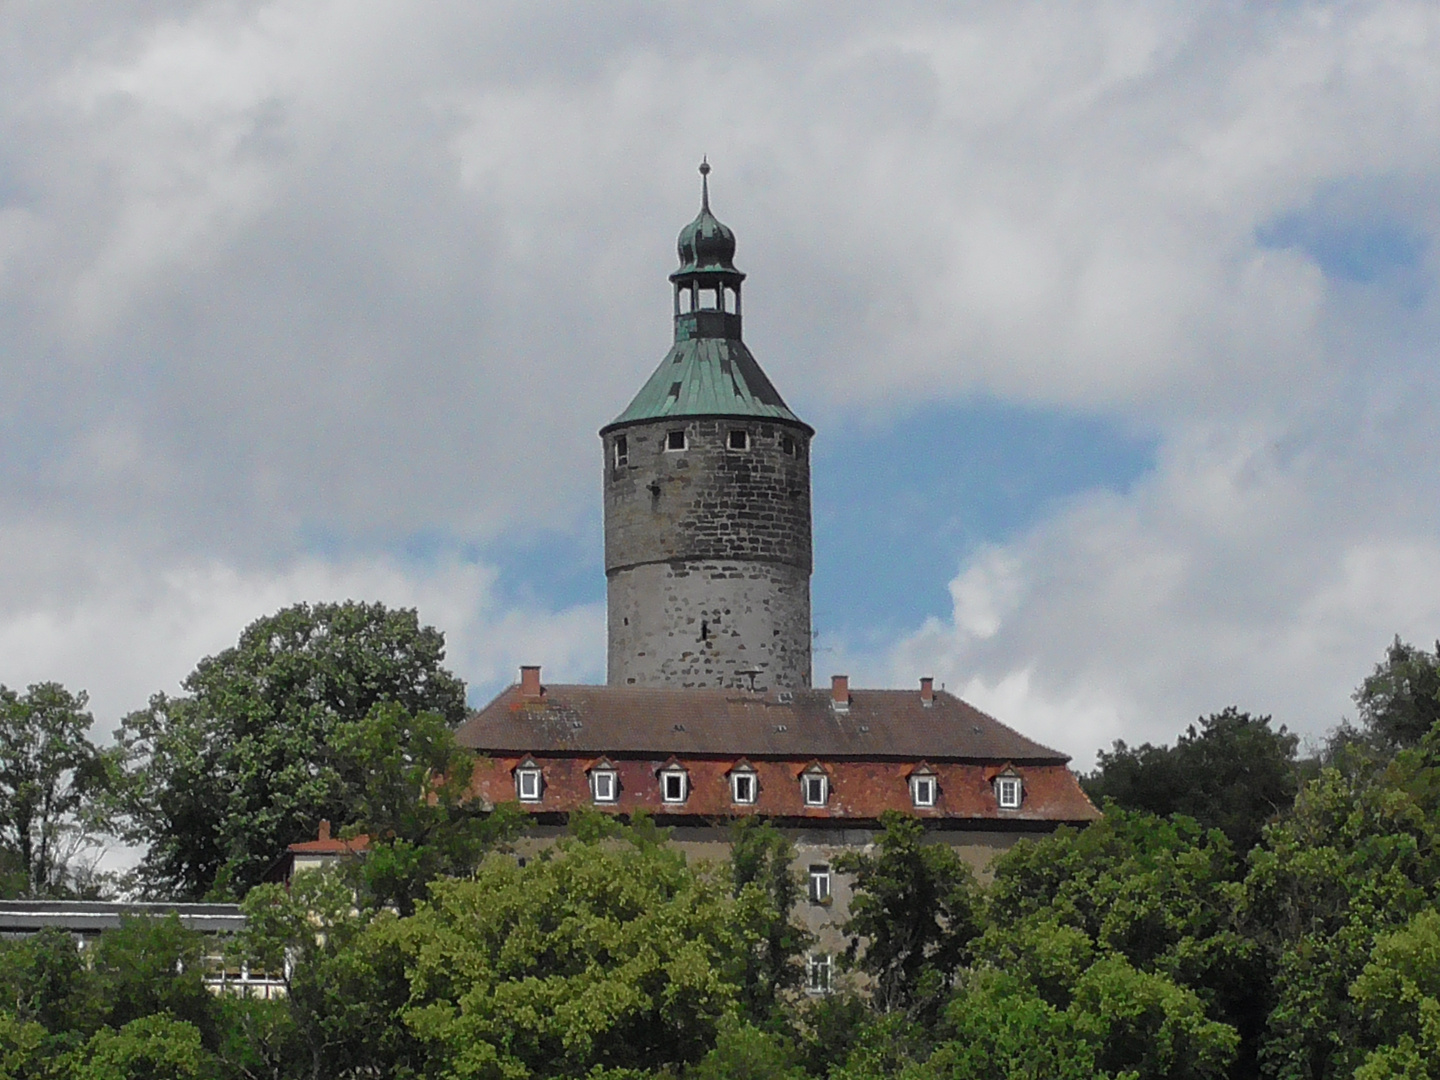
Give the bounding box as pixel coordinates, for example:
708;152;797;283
1257;201;1427;295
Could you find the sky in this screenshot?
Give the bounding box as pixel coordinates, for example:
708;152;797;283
3;0;1440;770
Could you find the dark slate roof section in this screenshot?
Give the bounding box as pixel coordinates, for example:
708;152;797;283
0;901;246;937
456;685;1069;763
603;338;810;432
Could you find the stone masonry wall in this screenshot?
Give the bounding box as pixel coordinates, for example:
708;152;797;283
607;558;811;689
604;417;813;689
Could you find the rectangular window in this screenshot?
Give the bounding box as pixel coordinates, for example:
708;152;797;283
732;773;756;804
662;771;687;803
517;769;541;802
666;430;686;451
728;430;748;450
780;434;795;455
997;777;1022;809
807;953;832;994
809;864;831;903
592;772;616;803
803;774;828;807
613;436;628;467
698;287;718;310
912;776;936;807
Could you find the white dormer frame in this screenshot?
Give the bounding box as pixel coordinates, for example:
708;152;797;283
514;758;543;803
588;759;619;804
909;766;938;808
801;765;829;807
659;764;689;804
994;770;1023;810
729;762;758;805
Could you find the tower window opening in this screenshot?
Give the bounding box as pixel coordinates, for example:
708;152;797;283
724;288;737;313
666;430;687;451
614;435;628;467
780;434;795;455
728;430;748;451
698;287;718;310
678;289;693;314
700;620;709;642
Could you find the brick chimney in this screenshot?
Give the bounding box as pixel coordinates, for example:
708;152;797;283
520;665;543;701
318;819;331;842
831;674;850;712
920;676;934;707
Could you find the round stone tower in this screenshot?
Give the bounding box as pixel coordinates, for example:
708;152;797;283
601;163;814;691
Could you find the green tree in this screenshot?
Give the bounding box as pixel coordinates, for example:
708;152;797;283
1085;707;1299;855
0;927;99;1045
1245;722;1440;1080
1352;637;1440;755
835;812;981;1018
1351;909;1440;1079
89;915;216;1043
0;683;113;898
63;1014;216;1080
117;601;468;898
729;818;809;1024
384;826;748;1078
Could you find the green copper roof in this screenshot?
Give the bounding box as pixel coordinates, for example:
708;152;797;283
604;336;810;432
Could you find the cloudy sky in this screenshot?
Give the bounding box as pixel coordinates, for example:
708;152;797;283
3;0;1440;766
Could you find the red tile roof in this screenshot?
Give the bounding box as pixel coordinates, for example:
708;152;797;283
457;684;1069;762
457;684;1099;825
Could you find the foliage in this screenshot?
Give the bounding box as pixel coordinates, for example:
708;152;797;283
1351;909;1440;1079
835;812;981;1019
1352;637;1440;755
117;600;469;898
0;683;114;898
729;818;809;1022
1085;707;1299;854
686;1016;807;1080
63;1014;216;1080
1244;722;1440;1080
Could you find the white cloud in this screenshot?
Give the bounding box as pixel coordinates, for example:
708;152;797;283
0;0;1439;775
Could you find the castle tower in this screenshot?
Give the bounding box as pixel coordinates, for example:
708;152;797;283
601;162;814;690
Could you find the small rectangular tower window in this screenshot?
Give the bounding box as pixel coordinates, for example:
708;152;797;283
780;434;795;455
728;430;749;450
613;435;628;467
809;864;831;903
666;430;687;451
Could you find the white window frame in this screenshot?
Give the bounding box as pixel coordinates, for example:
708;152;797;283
665;430;687;452
996;776;1022;809
731;771;757;805
591;770;617;804
808;864;831;903
911;775;936;808
727;429;749;451
807;953;833;994
661;768;688;804
613;436;628;468
802;772;828;807
516;768;542;803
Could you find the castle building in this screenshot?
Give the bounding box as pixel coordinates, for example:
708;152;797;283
458;165;1097;984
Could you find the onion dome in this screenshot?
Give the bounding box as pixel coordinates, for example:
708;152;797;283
675;159;738;274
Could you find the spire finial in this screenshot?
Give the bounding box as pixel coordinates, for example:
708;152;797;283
699;157;710;211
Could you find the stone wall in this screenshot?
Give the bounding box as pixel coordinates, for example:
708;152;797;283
604;417;812;689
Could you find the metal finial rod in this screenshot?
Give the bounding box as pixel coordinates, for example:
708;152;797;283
699;157;710;211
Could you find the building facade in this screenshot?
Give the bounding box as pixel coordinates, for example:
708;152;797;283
460;165;1098;983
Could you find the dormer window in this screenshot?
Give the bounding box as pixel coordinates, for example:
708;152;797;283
660;766;689;804
613;436;628;468
910;772;937;808
589;761;618;804
995;774;1022;809
801;767;829;807
515;760;542;803
728;430;749;451
730;764;758;805
666;430;687;452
